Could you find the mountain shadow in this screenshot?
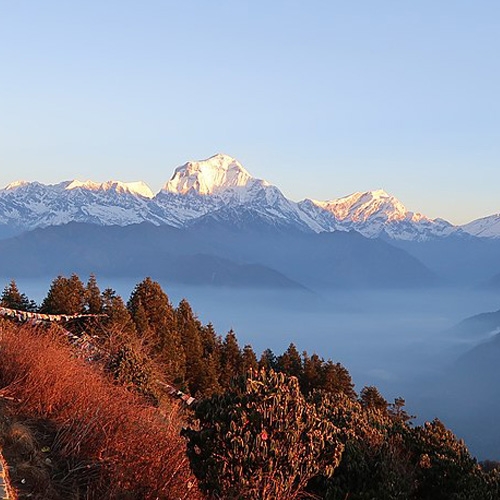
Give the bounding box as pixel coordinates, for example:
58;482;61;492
0;220;436;290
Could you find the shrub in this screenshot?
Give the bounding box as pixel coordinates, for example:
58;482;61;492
183;369;343;500
0;323;202;499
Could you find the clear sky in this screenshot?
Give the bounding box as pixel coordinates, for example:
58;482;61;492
1;1;499;224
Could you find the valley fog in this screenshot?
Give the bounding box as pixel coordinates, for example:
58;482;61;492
15;279;499;387
12;278;500;459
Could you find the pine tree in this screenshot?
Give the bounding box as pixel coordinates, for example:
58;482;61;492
242;344;258;373
40;274;86;314
106;342;159;402
277;343;303;378
0;280;37;312
85;274;102;314
176;298;205;395
127;277;185;382
198;323;222;396
359;386;388;413
258;348;277;371
320;360;356;399
100;288;137;338
301;352;324;394
219;330;242;389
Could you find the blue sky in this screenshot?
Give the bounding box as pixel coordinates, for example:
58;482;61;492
1;1;499;224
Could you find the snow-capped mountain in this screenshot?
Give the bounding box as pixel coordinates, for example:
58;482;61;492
0;179;157;232
164;154;256;196
461;214;500;238
0;153;479;241
303;190;457;241
154;153;330;231
65;180;154;198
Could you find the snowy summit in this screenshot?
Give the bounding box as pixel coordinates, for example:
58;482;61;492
163;153;264;195
312;189;426;224
65;180;154;199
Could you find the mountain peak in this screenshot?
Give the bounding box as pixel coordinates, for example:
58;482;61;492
4;180;30;190
370;188;390;199
312;189;422;223
162;153;262;195
64;180;154;198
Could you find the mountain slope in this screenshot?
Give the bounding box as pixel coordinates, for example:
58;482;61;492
0;222;305;289
420;332;500;459
171;218;437;288
0;222;436;289
446;308;500;339
462;214;500;238
393;235;500;285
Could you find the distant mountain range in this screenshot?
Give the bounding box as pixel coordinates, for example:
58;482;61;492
2;153;500;289
446;307;500;340
0;221;436;289
419;306;500;459
1;153;497;241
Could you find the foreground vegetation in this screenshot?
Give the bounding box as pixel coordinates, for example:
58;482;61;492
0;276;499;499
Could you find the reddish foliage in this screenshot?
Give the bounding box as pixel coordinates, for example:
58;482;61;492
0;323;202;499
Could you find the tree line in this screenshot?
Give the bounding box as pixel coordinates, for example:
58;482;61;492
0;275;361;401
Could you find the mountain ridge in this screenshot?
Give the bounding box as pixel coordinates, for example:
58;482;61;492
0;221;437;290
0;153;495;240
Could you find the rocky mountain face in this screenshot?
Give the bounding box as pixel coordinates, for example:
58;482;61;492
0;153;493;241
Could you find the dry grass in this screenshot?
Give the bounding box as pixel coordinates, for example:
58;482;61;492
0;323;203;499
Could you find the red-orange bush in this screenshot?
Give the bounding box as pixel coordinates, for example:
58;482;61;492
0;323;202;499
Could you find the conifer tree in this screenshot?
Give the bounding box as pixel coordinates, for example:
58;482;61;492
258;348;277;371
219;330;242;389
359;386;388;413
320;360;356;399
127;277;185;381
277;343;303;378
101;288;137;338
176;298;205;395
0;280;37;312
40;274;86;314
198;322;222;396
242;344;258;373
301;352;324;394
85;274;102;314
130;298;150;336
106;342;159;403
